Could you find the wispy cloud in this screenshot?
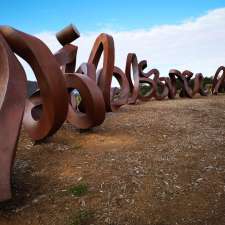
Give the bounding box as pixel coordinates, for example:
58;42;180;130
22;7;225;80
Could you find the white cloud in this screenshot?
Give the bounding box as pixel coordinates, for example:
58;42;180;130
23;7;225;81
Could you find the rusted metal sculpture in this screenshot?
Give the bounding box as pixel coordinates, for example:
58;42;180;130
0;33;27;202
65;73;105;129
0;26;68;202
125;53;140;104
138;60;169;100
28;25;107;130
0;23;224;202
168;69;208;98
212;66;225;95
111;66;130;110
55;25;106;129
88;33;115;112
87;33;131;111
139;60;209;100
138;77;156;101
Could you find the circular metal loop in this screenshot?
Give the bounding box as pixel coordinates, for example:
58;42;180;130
212;66;225;95
110;66;129;111
0;26;68;141
88;33;115;112
125;53;139;104
138;77;156;101
66;73;105;129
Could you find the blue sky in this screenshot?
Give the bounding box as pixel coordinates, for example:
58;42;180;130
1;0;225;33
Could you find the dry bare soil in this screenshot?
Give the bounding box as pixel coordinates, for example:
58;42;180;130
0;95;225;225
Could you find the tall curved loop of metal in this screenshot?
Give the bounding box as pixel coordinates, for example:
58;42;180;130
125;53;140;104
88;33;115;112
212;66;225;95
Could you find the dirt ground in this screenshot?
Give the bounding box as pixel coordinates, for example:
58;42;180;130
0;95;225;225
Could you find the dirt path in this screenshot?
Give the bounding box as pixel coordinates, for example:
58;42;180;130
0;95;225;225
